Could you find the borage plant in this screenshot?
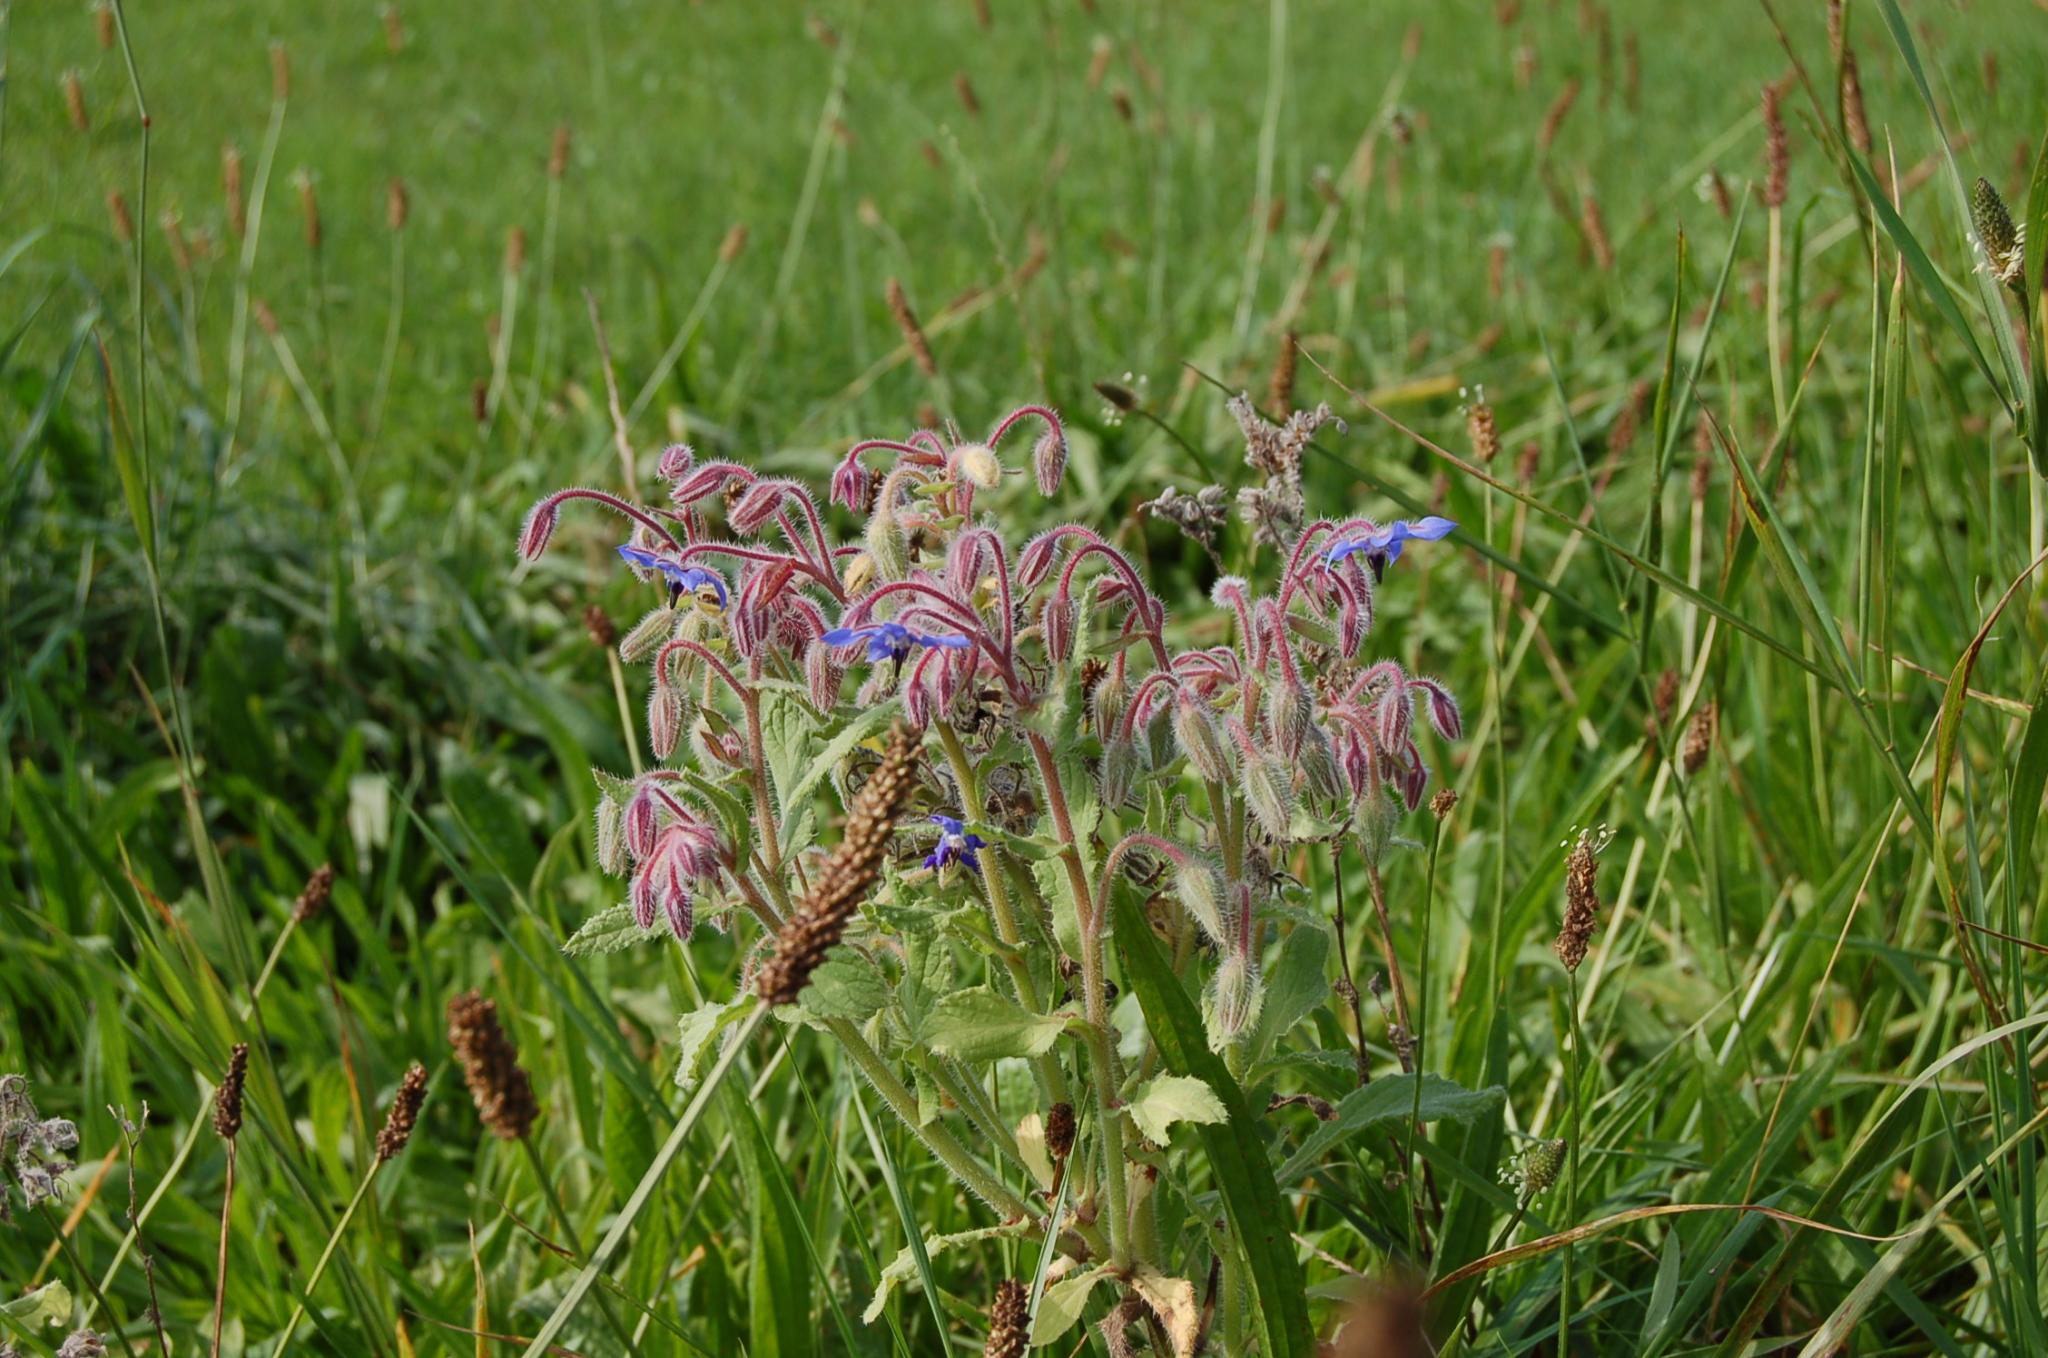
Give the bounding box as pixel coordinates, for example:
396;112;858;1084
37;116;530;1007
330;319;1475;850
518;399;1464;1354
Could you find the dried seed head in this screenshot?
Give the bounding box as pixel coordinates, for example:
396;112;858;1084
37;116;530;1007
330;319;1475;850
159;211;192;274
375;1063;428;1162
1094;379;1139;413
756;725;920;1006
1328;1271;1430;1358
806;15;839;48
292;863;335;924
1761;80;1788;209
504;225;528;274
583;603;616;649
1466;392;1500;463
380;4;405;53
548;124;571;179
984;1279;1029;1358
719;223;749;263
270;41;291;102
62;70;89;132
387;177;410;232
1267;331;1298;414
886;278;937;378
1840;49;1871;156
94;2;115;49
1653;668;1679;728
1682;700;1715;774
105;191;134;244
223;144;247;238
293;169;322;251
1429;787;1458;820
1553;827;1605;972
953;72;982;116
447;991;540;1141
213;1043;249;1140
1539;79;1579;154
1580;191;1614;271
1045;1102;1076;1162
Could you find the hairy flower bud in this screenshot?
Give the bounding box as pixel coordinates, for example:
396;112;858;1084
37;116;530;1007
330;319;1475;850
728;480;787;534
648;677;686;760
1032;427;1068;495
1269;679;1315;759
594;795;628;875
953;441;1002;489
805;642;845;711
1100;739;1140;809
1171;690;1231;783
620;607;679;664
1242;752;1295;841
518;497;561;560
1205;950;1264;1051
1175;858;1228;945
840;550;877;599
1090;670;1128;737
1043;596;1078;666
1300;726;1346;802
865;498;910;581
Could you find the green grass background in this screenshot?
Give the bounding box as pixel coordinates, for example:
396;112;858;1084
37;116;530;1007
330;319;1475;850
4;0;2048;1353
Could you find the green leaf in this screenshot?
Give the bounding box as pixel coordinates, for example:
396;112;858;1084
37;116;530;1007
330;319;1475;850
1115;889;1316;1358
1272;1073;1502;1183
673;996;748;1091
861;1224;1019;1324
1251;920;1330;1059
2;1279;73;1327
600;1069;656;1201
1125;1073;1228;1145
563;904;656;956
779;701;900;819
1641;1228;1681;1347
796;946;891;1022
927;986;1071;1061
1030;1264;1115;1346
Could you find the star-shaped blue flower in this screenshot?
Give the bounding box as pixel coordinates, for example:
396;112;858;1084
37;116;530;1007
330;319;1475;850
619;543;729;606
1324;516;1457;576
821;620;971;665
924;814;986;873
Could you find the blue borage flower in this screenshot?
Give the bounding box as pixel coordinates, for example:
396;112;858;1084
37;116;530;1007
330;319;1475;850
1324;516;1457;573
924;814;986;873
821;620;971;665
618;543;729;607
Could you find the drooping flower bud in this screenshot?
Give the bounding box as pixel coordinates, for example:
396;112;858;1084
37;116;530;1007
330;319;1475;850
594;795;628;874
1414;677;1463;740
1171;689;1231;783
619;607;679;663
623;789;659;860
840;550;877;599
1043;595;1078;666
518;497;561;560
648;676;686;759
1031;426;1068;495
953;441;1002;489
1300;725;1345;802
805;642;844;711
1090;669;1128;737
728;480;787;534
1174;858;1228;945
865;496;910;581
1242;752;1295;841
1205;949;1264;1051
1099;739;1140;809
1269;679;1315;759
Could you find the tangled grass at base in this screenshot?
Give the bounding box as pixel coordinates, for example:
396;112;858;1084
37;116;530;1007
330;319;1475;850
6;0;2048;1354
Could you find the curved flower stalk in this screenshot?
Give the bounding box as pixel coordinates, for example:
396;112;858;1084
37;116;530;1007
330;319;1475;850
516;393;1461;1315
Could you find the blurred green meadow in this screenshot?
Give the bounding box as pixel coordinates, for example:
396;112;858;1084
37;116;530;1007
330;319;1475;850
5;0;2048;1353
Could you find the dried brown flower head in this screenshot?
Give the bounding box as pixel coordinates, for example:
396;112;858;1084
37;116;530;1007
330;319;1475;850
224;145;247;238
886;277;938;378
1466;392;1500;464
1554;827;1606;972
756;725;920;1006
1761;80;1789;209
1429;787;1458;821
1267;331;1298;415
375;1063;428;1162
62;70;89;132
213;1043;249;1140
447;991;539;1141
292;863;336;924
984;1279;1029;1358
583;604;616;649
1327;1270;1430;1358
1045;1101;1076;1164
1539;79;1580;154
1682;700;1715;774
